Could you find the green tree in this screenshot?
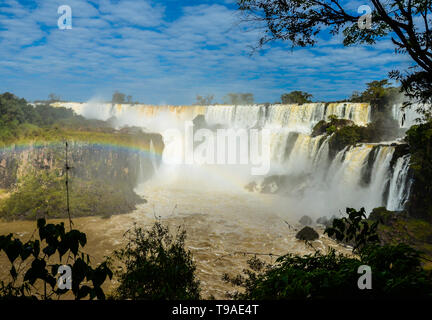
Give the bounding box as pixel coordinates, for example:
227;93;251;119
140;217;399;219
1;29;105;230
237;0;432;112
48;93;61;102
195;94;215;105
224;93;254;105
112;91;126;104
114;222;200;300
281;91;313;104
350;80;401;106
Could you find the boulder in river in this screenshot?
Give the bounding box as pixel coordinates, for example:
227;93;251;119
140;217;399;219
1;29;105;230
299;215;313;226
316;215;337;228
296;226;319;241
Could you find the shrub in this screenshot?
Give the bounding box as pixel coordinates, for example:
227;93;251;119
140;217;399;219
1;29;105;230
114;222;200;300
0;218;112;300
223;208;432;300
0;171;144;220
406;121;432;221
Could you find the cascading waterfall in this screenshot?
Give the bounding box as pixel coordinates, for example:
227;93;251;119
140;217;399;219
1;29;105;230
366;146;395;207
387;155;412;211
203;103;371;133
328;145;374;191
392;103;423;128
51;101;412;215
282;134;328;175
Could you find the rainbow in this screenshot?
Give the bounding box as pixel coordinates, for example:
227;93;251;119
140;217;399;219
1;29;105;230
0;139;164;160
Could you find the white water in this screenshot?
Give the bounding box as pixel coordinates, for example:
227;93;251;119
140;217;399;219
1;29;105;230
387;155;412;211
53;101;412;217
392;103;424;128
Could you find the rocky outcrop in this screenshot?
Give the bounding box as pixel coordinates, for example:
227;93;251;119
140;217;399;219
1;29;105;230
0;134;164;190
296;226;319;241
311;118;354;137
0;133;165;220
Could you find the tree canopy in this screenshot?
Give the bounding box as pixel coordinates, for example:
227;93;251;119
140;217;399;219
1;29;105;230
112;91;126;104
351;80;399;104
195;94;215;105
224;93;255;105
281;91;313;104
113;222;200;300
237;0;432;111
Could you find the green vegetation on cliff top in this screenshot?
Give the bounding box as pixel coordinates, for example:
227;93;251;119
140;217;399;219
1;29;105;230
0;92;160;150
0;92;162;221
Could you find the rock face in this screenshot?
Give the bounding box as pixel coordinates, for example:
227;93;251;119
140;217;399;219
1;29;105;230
296;226;319;241
311;118;354;137
316;216;328;226
0;135;164;190
299;215;313;226
0;134;165;219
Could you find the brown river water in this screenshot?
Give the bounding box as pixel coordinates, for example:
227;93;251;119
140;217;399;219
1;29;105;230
0;182;352;299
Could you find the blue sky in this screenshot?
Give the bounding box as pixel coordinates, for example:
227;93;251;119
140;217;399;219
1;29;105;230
0;0;412;104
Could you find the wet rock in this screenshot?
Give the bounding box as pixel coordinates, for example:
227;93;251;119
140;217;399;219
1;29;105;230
299;215;313;226
296;226;319;241
192;115;207;130
316;215;336;228
244;181;258;192
260;175;284;194
316;216;328;226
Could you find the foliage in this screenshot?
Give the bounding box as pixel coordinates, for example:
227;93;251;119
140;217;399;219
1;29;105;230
112;91;126;104
237;0;432;111
195;94;215;105
113;222;201;300
311;117;354;137
0;92;115;146
0;218;112;300
223;208;432;299
223;93;254;105
312;113;403;156
350;80;400;106
325;208;379;253
48;93;61;102
328;125;365;156
0;170;144;220
370;207;432;262
281;91;313;104
405;121;432;221
0;92;161;221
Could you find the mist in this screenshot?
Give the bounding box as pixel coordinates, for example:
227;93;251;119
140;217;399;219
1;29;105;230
56;100;413;222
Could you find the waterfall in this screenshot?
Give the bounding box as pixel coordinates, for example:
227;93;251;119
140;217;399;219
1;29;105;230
55;101;371;131
52;101;413;215
265;104;326;133
319;144;396;213
282;134;328;175
392;103;423;128
205;105;263;128
204;103;371;132
387;155;412;211
367;146;395;207
328;145;374;192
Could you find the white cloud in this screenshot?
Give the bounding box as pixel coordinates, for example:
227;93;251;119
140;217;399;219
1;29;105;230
0;0;411;104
